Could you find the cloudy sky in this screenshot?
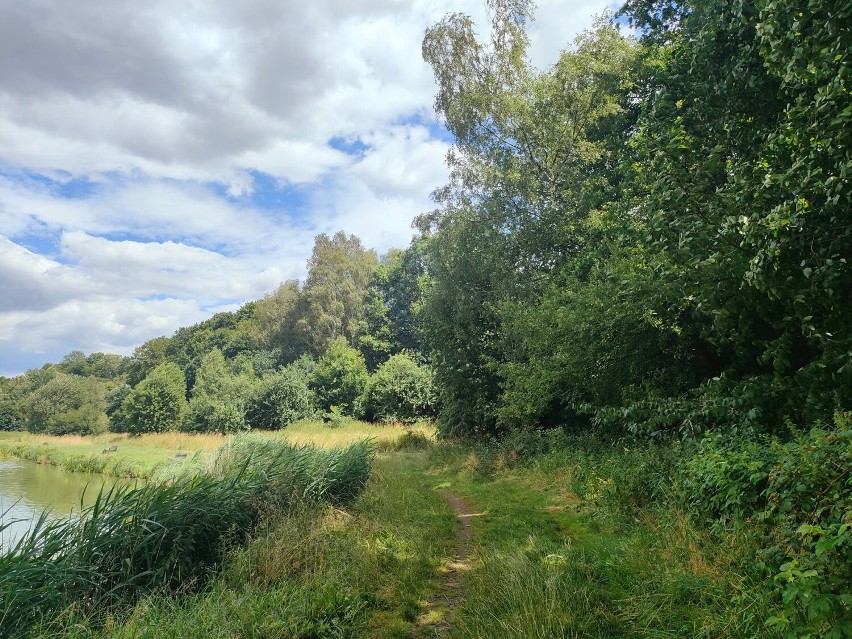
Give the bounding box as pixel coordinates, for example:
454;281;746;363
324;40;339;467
0;0;612;377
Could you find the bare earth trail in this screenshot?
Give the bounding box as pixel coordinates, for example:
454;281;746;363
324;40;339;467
413;489;483;637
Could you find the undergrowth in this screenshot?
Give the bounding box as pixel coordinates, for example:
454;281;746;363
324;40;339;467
427;415;850;638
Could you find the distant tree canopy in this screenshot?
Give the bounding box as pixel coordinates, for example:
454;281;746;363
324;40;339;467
24;373;107;436
3;229;432;434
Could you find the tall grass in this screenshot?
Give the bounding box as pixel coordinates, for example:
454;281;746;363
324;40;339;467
424;433;784;638
0;437;373;637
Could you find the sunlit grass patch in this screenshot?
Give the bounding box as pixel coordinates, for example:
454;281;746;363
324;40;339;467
270;419;435;448
38;453;455;639
0;422;435;479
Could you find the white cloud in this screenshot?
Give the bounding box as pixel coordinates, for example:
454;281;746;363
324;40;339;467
0;237;95;312
0;0;613;374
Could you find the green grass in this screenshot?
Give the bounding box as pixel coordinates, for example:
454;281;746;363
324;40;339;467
417;440;781;639
5;432;790;638
1;437;375;638
39;453;456;639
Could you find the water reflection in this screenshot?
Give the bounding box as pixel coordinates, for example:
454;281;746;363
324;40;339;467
0;460;131;551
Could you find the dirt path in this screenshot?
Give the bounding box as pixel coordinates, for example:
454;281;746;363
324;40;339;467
413;489;482;637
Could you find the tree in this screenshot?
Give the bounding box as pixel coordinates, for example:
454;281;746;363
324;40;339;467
310;337;369;417
58;351;90;377
418;213;507;436
126;337;171;387
120;363;187;435
420;5;644;436
183;349;255;434
358;244;427;370
23;373;108;435
254;279;305;362
245;367;313;430
0;377;24;431
86;352;128;379
619;0;852;428
297;232;377;356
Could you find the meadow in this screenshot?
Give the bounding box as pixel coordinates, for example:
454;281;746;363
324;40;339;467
0;420;435;479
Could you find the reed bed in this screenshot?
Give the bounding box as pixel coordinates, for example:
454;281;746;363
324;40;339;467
0;436;373;637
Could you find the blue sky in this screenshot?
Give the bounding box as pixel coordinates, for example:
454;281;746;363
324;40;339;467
0;0;613;377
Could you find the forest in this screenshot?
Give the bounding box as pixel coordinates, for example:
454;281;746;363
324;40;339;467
1;0;850;636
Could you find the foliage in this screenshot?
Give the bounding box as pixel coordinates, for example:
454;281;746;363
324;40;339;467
681;413;852;638
417;213;507;437
119;362;187;435
363;353;436;423
420;9;647;437
310;337;369;417
125;336;170;388
297;232;378;357
357;244;427;370
618;0;852;430
245;367;314;430
254;279;305;362
23;373;108;435
182;349;255;434
0;382;24;431
57;351;128;379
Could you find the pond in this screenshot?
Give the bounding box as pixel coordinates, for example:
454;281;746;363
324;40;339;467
0;460;134;552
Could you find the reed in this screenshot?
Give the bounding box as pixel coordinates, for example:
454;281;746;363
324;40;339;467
0;437;373;637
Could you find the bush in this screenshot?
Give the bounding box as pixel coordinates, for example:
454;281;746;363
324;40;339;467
183;350;256;434
363;353;436;423
44;404;108;436
681;413;852;638
120;363;187;435
245;368;314;430
310;338;368;417
23;374;108;435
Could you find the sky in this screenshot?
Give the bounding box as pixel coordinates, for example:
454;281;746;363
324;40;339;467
0;0;614;377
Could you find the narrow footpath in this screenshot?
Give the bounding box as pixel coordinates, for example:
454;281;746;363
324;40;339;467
412;489;482;637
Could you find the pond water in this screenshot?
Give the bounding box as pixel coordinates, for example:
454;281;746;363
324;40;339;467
0;460;133;552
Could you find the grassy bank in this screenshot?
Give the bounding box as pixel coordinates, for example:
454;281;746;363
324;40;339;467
27;451;455;639
0;421;434;479
1;437;374;638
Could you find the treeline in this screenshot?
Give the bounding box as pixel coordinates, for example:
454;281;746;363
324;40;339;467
414;0;850;438
412;4;850;634
0;232;435;436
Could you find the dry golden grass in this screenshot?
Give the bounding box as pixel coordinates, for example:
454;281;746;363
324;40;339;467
0;421;435;467
268;420;435;448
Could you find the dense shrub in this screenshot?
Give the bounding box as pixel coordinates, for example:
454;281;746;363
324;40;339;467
183;350;255;434
245;367;314;429
681;413;852;638
363;353;435;423
310;338;368;417
120;363;187;435
23;374;108;435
